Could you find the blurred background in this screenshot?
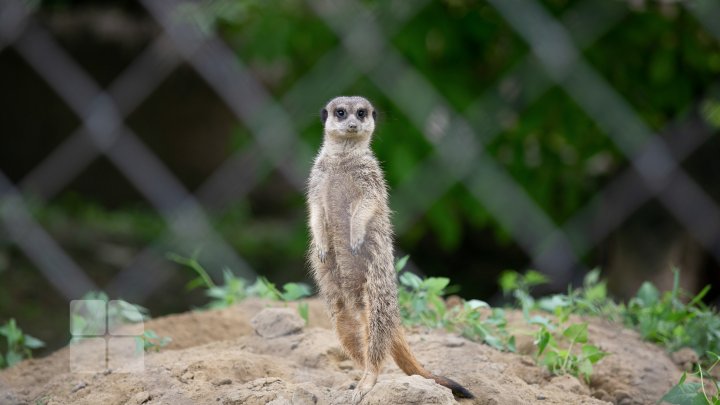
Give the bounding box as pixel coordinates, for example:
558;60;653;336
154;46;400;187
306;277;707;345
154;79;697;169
1;0;720;353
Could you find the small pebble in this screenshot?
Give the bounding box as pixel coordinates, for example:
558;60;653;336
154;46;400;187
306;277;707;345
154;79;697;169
71;382;87;393
212;378;232;386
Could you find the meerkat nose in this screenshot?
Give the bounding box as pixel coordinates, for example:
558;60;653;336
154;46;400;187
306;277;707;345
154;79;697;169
348;122;358;130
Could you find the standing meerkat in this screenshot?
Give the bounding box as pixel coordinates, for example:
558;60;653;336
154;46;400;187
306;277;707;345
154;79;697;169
307;96;474;402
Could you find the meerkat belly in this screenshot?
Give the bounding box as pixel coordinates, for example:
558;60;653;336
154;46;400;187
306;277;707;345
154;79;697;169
323;173;362;245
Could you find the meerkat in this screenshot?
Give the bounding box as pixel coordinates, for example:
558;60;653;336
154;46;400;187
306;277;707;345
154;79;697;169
307;96;474;402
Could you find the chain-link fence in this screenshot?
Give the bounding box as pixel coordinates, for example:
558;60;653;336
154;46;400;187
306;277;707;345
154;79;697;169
1;0;720;313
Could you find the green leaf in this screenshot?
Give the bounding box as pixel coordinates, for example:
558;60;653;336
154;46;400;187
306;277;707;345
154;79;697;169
498;271;518;293
297;302;310;325
466;300;490;310
581;344;607;363
399;272;423;290
585;283;607;302
395;255;410;273
636;282;660;306
507;335;517;353
144;330;159;339
5;351;23;367
537;295;570;312
281;282;312;301
528;315;553;329
583;268;601;287
23;335;45;349
578;358;593;379
185;277;207;291
535;329;552;357
422;277;450;294
563;323;588;344
660;377;703;405
524;270;548;287
702;98;720;129
484;334;504;351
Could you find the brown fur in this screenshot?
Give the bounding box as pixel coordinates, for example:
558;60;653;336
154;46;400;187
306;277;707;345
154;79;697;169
307;96;474;402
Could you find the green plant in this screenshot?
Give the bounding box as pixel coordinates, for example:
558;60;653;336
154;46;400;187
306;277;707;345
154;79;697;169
538;269;621;321
534;322;607;382
396;256;513;351
0;318;45;369
500;270;609;380
297;302;310;325
624;270;720;367
501;267;720;387
137;330;172;352
169;253;312;314
71;291;149;336
499;269;548;319
661;352;720;405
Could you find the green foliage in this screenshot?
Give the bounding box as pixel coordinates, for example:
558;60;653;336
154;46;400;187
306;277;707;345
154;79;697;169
537;269;622;323
499;269;548;318
498;269;609;381
501;267;720;386
169;253;313;320
662;353;720;405
396;256;513;351
19;1;720;277
297;302;310;325
624;270;720;365
71;291;150;336
165;0;720;251
534;323;608;382
0;318;45;369
137;330;172;353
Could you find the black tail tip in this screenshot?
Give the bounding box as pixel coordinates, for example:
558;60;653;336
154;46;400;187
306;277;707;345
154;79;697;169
449;383;475;399
435;375;475;399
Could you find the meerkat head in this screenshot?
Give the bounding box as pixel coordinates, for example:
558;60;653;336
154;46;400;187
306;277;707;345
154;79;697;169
321;96;377;142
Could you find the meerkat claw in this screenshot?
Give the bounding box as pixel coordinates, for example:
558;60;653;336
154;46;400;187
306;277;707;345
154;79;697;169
318;249;327;263
350;243;361;256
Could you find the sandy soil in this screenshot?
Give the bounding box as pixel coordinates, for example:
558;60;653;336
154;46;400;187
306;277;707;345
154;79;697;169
0;298;684;404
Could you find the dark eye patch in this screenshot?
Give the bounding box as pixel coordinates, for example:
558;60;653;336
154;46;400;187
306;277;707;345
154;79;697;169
357;109;367;119
335;108;346;119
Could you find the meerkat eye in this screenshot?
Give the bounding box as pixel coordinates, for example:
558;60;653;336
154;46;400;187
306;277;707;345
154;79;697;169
336;108;346;118
357;109;366;118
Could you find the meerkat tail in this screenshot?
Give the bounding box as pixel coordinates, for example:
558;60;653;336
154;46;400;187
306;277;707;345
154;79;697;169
391;333;475;399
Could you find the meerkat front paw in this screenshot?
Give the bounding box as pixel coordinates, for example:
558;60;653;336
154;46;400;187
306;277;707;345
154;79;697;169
318;248;328;263
350;238;363;255
349;229;365;255
314;230;330;262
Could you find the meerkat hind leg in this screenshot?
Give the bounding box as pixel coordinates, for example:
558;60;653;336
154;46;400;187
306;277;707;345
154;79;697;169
350;300;383;403
333;300;366;368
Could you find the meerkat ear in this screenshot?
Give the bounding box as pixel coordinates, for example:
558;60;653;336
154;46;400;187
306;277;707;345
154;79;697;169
372;110;377;120
321;108;328;124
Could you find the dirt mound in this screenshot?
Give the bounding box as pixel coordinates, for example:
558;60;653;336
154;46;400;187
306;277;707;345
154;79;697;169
0;298;682;404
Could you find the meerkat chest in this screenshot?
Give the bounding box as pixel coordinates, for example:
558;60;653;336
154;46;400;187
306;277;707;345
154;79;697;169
316;157;375;212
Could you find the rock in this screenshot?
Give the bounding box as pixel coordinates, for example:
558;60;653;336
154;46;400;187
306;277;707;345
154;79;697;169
547;374;589;396
671;348;699;371
224;378;328;405
212;378;233;386
266;397;291;405
128;391;152;405
251;308;305;338
70;381;87;393
361;375;455;405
